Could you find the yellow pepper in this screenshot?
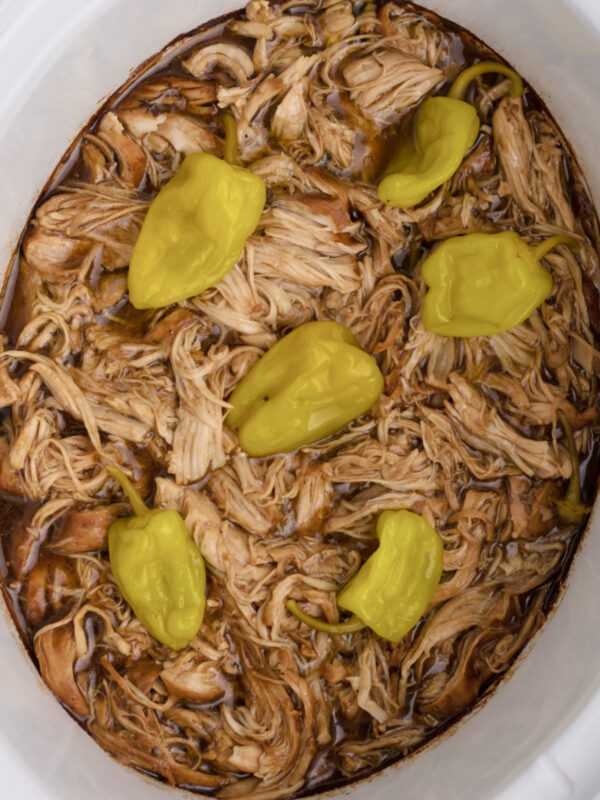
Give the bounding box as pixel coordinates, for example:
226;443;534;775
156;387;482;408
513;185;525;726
128;115;266;309
377;61;523;208
421;232;579;337
107;467;206;650
286;510;443;642
377;97;479;208
226;320;384;457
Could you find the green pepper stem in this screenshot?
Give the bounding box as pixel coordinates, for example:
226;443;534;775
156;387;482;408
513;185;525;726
448;61;523;101
286;599;365;635
532;235;581;262
223;113;239;165
107;466;148;517
556;409;589;523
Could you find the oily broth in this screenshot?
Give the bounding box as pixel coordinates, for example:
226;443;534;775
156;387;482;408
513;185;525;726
0;1;599;798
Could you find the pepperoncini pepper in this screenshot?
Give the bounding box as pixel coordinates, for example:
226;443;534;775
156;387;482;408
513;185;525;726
286;510;443;642
377;61;523;208
128;115;266;309
226;320;384;458
555;409;591;524
107;466;206;650
420;232;579;337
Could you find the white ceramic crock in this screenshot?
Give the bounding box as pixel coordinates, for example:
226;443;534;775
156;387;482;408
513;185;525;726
0;1;598;798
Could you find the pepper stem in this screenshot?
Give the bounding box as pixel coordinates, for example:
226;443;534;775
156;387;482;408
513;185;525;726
555;410;590;524
532;235;581;262
286;599;365;635
223;113;239;165
448;61;524;101
107;466;148;517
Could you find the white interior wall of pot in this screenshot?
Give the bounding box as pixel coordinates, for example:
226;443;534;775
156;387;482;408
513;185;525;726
0;1;598;798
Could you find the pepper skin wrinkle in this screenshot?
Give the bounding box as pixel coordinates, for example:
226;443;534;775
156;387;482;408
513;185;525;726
377;62;523;209
107;467;206;650
420;232;580;338
226;321;384;457
287;510;443;642
127;151;266;309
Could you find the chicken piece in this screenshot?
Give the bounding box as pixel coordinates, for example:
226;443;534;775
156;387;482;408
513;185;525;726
183;43;255;84
161;654;227;703
144;308;202;348
271;79;308;142
306;102;356;170
303;165;407;250
446;373;571;480
418;208;498;241
81;139;109;183
324;485;445;534
9;352;105;455
90;272;128;314
493;97;545;220
323;658;348;684
120;76;217;114
89;720;229;788
250;191;363;293
22;227;92;279
126;660;162;696
154;478;274;604
509;476;560;539
171;486;224;568
322;440;438;494
570;332;600;377
208;468;277;537
167;331;233;484
401;585;511;679
532;116;576;229
236;54;319;152
354;638;396;724
229;20;273;40
492;97;574;229
432;491;502;604
451;135;496;188
34;624;88;717
319;0;356;41
294;464;334;532
207;667;316;794
246;0;276;24
24;553;79;626
169;411;225;486
97;111;147;188
420;628;490;717
118;108;222;157
25;186;147;272
379;6;449;65
72;362;175;451
51;504;127;553
149;114;222;156
225;745;261;775
0;442;23;493
343;48;443;127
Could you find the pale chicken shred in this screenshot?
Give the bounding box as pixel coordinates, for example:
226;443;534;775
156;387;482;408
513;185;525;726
1;2;599;799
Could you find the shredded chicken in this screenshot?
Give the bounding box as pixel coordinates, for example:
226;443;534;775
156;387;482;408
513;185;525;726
342;44;444;127
0;2;598;799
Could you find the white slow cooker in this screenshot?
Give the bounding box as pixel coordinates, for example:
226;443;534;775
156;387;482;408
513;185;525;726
0;1;598;798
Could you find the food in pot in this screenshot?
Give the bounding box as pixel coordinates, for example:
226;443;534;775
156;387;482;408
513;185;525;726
0;1;598;798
